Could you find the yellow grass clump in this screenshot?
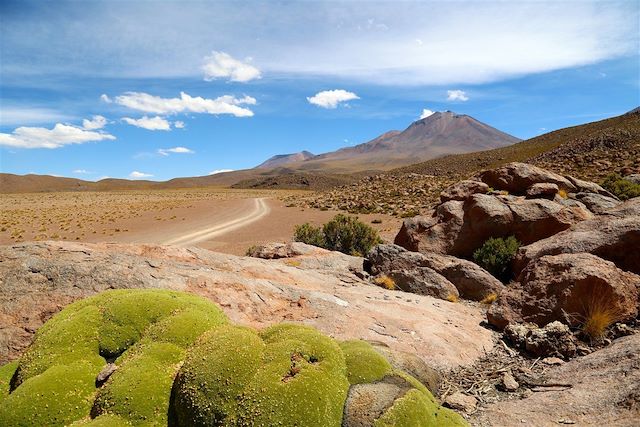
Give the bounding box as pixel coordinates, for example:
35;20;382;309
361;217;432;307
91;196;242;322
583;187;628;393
480;293;498;305
446;294;459;303
580;285;624;342
374;275;396;290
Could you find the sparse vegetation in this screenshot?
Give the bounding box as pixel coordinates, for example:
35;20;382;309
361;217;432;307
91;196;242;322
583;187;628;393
473;236;521;282
374;275;396;290
294;214;382;256
480;293;498;305
580;285;624;342
557;188;568;199
602;173;640;201
446;294;459;303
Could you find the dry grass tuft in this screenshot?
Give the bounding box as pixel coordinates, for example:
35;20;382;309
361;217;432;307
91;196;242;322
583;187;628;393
446;294;459;303
480;293;498;305
557;188;568;199
580;285;624;342
373;275;396;290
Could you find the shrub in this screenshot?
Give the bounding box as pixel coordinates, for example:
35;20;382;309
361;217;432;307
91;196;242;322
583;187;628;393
602;173;640;201
293;223;325;247
294;214;382;256
472;236;521;282
374;275;396;290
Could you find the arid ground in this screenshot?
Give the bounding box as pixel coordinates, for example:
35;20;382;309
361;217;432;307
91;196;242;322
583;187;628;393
0;189;402;255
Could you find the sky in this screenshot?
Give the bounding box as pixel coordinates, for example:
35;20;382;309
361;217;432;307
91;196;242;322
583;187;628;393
0;0;638;181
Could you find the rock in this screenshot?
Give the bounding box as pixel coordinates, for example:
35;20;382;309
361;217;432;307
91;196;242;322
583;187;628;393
440;180;489;202
566;175;618;199
246;241;318;259
573;192;621;214
472;334;640;427
96;363;117;385
514;198;640;275
524;321;578;359
611;323;635;339
386;268;459;301
395;193;590;258
542;357;565;366
0;241;494;371
444;391;477;413
623;174;640;185
367;244;505;301
526;183;558;199
478;162;577;195
501;371;519;392
488;254;639;330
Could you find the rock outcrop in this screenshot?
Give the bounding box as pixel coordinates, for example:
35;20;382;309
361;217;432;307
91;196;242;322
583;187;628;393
0;241;493;372
367;244;504;301
487;253;640;330
514;198;640;275
394;163;625;258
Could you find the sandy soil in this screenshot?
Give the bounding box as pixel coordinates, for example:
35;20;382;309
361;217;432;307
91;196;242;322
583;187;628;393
0;189;402;255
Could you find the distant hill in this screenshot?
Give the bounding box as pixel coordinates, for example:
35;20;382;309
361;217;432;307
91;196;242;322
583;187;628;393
255;151;315;169
276;111;520;173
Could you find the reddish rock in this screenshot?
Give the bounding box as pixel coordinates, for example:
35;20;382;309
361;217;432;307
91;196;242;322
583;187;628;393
367;244;505;301
478;162;577;195
525;183;558;199
395;193;590;258
387;268;459;301
440;180;490;202
515;198;640;275
488;253;640;330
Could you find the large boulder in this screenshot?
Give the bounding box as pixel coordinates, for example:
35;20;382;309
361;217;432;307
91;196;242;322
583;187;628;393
487;253;640;330
478;162;577;195
573;192;621;214
515;198;640;275
395;193;590;258
440;180;490;202
367;244;505;301
386;268;459;301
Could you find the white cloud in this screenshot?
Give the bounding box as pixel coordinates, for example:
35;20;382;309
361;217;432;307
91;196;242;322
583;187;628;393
73;169;90;174
115;92;255;117
100;94;112;103
307;89;360;109
202;51;261;82
82;115;108;130
158;146;194;156
174;120;185;129
208;169;234;175
0;107;74;126
0;123;115;149
129;171;154;179
447;90;469;102
122;115;171;131
419;109;435;119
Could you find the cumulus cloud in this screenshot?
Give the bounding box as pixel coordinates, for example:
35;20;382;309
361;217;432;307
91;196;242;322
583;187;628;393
0;123;115;149
82;115;108;130
208;169;234;175
447;90;469;102
307;90;360;109
115;92;255;117
122;116;171;131
202;51;261;82
157;146;194;156
419;109;435;119
129;171;153;179
174;120;185;129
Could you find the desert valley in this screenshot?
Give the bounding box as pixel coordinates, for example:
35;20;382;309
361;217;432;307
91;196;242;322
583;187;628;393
1;1;639;426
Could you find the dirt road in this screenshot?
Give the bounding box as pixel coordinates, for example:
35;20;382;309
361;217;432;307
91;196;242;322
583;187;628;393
162;198;270;246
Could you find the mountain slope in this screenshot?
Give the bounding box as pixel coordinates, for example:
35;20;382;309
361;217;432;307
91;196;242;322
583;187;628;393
255;151;315;169
281;111;520;173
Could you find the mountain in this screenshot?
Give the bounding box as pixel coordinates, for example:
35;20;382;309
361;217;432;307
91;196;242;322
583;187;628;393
272;111;520;173
255;151;315;169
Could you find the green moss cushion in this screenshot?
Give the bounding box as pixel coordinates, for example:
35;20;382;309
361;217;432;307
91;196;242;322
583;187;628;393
0;290;468;427
0;289;227;427
173;323;350;427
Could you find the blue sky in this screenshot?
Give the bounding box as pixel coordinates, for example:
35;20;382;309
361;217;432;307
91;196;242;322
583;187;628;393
1;0;638;181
